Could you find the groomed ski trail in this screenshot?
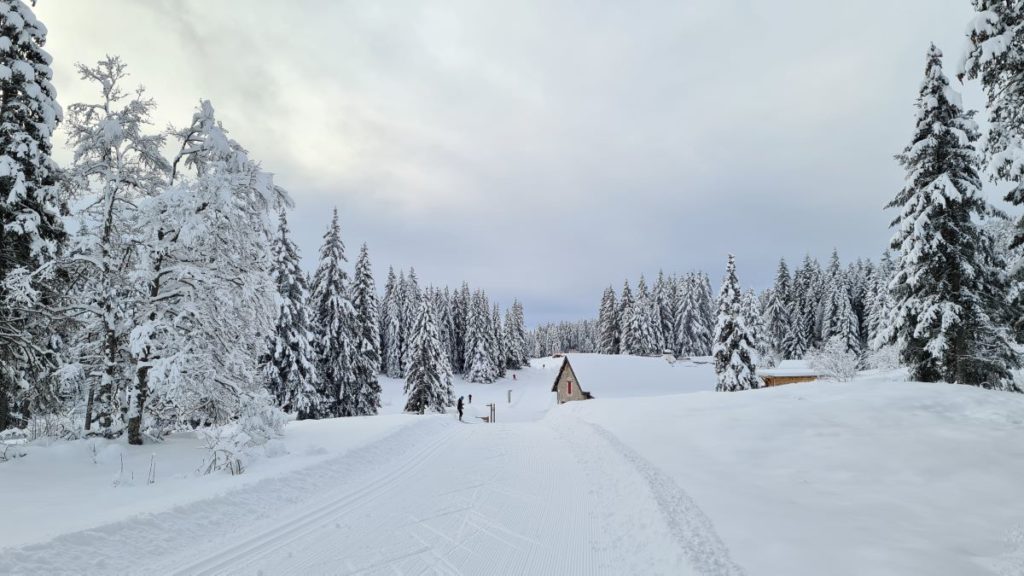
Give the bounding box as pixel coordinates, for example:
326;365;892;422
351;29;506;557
1;415;743;576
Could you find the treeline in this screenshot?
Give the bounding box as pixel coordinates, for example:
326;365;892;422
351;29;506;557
588;36;1024;394
0;3;530;444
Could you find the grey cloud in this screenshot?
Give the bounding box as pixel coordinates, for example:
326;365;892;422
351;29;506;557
37;0;984;324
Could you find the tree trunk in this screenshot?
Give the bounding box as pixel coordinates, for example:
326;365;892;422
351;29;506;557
127;364;149;445
84;385;95;431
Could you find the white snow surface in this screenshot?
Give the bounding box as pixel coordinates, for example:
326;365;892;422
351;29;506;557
2;357;1024;575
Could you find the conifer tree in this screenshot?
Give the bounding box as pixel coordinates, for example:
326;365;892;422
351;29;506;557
309;208;356;416
491;303;507;377
403;299;454;413
400;268;421;376
452;282;470;373
617;280;634;354
820;250;861;355
350;243;382;415
264;209;320;418
622;276;659;356
465;290;497;382
764;259;793;359
597;285;620;354
0;0;65;431
504;301;527;369
866;251;896;350
885;45;1018;387
379;267;397;376
712;255;760;392
694;273;717;355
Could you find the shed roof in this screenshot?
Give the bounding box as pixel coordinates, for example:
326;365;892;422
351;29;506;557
758;360;820;378
551;353;716;399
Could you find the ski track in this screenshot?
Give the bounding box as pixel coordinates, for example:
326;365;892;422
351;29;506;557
581;421;745;576
0;413;740;576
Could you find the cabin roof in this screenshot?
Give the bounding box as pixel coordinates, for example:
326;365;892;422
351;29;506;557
758;360;820;378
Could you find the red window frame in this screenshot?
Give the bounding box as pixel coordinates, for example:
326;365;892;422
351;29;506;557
567;380;573;395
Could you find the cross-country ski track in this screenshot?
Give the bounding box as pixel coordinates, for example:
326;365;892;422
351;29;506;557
0;413;742;576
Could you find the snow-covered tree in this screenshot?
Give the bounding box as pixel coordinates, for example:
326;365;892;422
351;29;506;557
308;208;356;416
129;100;286;444
622;276;659;356
63;56;170;434
742;288;773;367
597;285;620;354
350;243;382;416
504;300;528;369
465;290;497;382
617;280;633;354
400;268;421;376
712;255;760;392
491;303;507;378
819;250;861;355
884;45;1018;388
451;282;470;373
0;0;65;431
866;251;896;350
763;259;793;359
263;209;319;418
404;299;454;413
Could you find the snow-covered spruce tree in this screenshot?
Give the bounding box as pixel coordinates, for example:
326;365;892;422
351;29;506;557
379;267;396;377
962;3;1024;338
129;100;286;444
350;243;382;416
597;285;620;354
0;0;66;431
451;282;470;373
820;250;861;355
465;290;497;383
696;273;717;355
962;2;1024;250
63;56;170;434
764;259;793;359
885;45;1018;388
308;208;356;417
847;259;874;347
622;276;659;356
654;271;675;351
432;288;455;370
866;251;896;350
404;298;454;413
712;255;760;392
743;288;774;367
491;303;507;378
383;270;403;378
616;280;633;354
400;268;421;376
263;209;320;418
674;274;697;356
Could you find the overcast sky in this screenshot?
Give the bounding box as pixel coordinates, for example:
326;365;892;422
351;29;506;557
37;0;991;325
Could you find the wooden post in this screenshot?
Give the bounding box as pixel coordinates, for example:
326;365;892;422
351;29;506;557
486;403;495;423
507;389;512;404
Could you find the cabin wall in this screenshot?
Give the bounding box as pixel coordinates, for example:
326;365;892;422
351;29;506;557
555;364;588;403
761;375;818;387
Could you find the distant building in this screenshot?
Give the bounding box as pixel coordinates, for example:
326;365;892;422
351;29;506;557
758;360;821;387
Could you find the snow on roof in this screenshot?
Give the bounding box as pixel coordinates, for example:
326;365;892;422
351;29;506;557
554;353;716;399
758;360;820;378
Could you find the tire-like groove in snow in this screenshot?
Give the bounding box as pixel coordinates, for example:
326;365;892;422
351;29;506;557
582;420;746;576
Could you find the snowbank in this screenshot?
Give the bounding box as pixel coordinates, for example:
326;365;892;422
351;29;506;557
555;374;1024;575
0;414;417;548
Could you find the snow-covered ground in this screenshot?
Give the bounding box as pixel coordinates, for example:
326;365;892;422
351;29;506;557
3;357;1024;575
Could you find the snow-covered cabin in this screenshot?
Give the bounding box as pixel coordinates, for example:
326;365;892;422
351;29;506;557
757;360;821;387
550;353;715;403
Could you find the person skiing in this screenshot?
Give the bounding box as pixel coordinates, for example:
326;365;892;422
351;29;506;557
457;396;465;422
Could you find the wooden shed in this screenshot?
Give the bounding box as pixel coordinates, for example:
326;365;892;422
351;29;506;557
758;360;821;387
551;356;592;403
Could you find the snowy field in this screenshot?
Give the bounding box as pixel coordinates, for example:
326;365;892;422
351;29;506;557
3;357;1024;575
